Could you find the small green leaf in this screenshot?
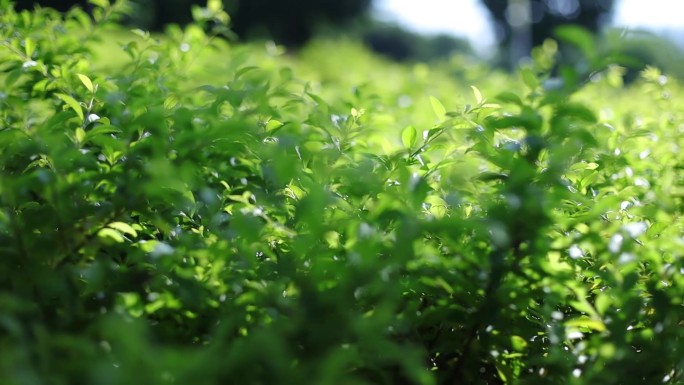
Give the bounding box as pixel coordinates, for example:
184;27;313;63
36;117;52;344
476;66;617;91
98;228;124;243
495;91;523;106
208;0;223;12
324;231;340;248
89;0;110;8
569;299;595;315
131;29;150;40
434;277;454;295
137;239;162;253
424;127;443;141
56;93;84;121
555;25;596;59
5;69;22;88
164;95;179;110
565;317;606;332
85;125;121;143
594;293;611;315
471;85;483;104
511;335;528;351
351;107;363;119
108;222;138;237
429;96;446;120
520;68;539;90
77;73;94;93
401;125;418;149
75;127;86;143
24;38;35;57
265;119;283;132
556;102;597;122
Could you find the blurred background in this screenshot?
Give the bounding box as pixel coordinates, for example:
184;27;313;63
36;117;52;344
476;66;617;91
13;0;684;78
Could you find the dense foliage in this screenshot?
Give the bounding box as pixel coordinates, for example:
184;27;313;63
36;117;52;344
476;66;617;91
1;1;682;384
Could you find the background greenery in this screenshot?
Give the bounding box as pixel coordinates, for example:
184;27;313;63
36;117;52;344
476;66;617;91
1;1;682;384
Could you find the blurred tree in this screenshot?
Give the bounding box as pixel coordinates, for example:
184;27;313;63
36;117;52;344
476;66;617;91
361;22;473;62
14;0;89;12
362;23;417;61
224;0;372;47
481;0;615;66
14;0;373;48
146;0;202;30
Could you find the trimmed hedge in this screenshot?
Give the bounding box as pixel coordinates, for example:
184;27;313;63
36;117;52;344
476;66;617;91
1;2;682;384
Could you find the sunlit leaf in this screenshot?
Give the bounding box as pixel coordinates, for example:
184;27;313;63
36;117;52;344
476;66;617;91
108;222;138;237
401;125;418;149
55;93;84;121
77;73;94;93
511;335;528;351
24;37;35;57
164;95;179;110
429;95;446;120
97;228;124;243
565;317;606;332
471;85;483;105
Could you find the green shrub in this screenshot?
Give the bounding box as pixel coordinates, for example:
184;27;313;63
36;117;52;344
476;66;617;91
1;1;682;384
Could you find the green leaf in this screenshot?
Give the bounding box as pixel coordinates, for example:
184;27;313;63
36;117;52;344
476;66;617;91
401;125;418;149
164;95;179;110
471;85;483;105
351;107;362;119
511;335;528;351
24;38;35;57
569;298;601;321
555;25;596;59
324;231;340;248
75;127;86;143
520;68;539;90
429;96;446;120
424;127;443;141
98;228;124;243
494;91;523;106
131;29;150;40
556;102;597;122
85;125;121;142
434;277;454;295
565;317;606;332
55;93;84;121
5;69;22;88
207;0;222;12
265;119;283;132
594;293;611;316
77;73;94;93
108;222;138;238
89;0;110;7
